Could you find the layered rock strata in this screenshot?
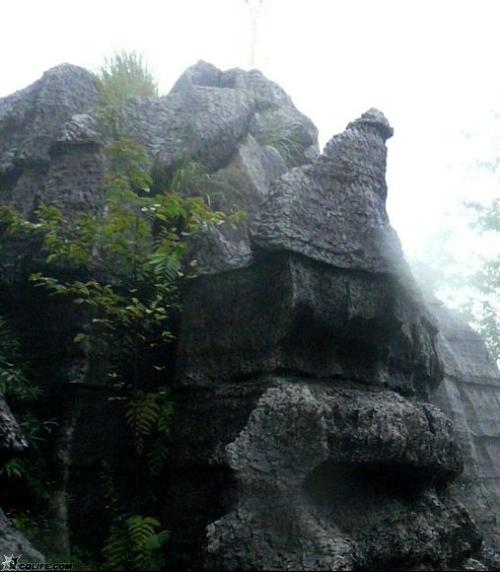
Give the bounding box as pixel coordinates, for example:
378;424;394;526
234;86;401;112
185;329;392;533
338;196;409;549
168;110;493;570
0;62;499;570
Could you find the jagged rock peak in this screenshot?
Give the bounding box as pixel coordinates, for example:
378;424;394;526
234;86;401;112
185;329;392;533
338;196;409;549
171;60;235;89
318;108;392;203
0;63;98;170
37;63;95;81
251;108;403;273
171;59;293;105
347;107;394;141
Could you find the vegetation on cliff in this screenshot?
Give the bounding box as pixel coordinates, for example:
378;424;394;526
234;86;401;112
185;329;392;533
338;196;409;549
0;52;242;570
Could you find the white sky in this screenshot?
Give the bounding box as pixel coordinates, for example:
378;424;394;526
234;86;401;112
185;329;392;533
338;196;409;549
1;0;500;261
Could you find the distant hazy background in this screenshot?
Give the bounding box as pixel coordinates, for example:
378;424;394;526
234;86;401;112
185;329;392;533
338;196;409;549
2;0;500;278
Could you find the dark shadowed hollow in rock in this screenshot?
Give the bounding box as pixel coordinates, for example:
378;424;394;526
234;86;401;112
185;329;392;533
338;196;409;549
0;61;499;570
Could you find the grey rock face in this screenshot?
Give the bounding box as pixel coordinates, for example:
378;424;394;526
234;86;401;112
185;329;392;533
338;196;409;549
0;64;102;215
0;509;44;563
187;134;287;275
169;109;489;570
0;394;44;561
206;381;477;571
178;252;441;397
0;61;318;559
0;394;26;459
251;108;402;272
106;60;318;174
1;62;499;569
106;61;317;274
0;64;99;171
179;112;441;398
0;60;313;267
430;299;500;556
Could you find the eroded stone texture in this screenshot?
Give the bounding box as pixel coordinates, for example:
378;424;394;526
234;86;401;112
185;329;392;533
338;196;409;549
0;393;44;561
252;109;402;273
178;112;442;399
147;60;319;171
430;299;500;559
0;394;26;461
178;252;442;397
0;62;318;559
0;509;44;563
0;64;103;215
206;382;478;571
0;64;99;171
169;109;494;570
106;61;317;273
1;62;499;570
0;61;313;268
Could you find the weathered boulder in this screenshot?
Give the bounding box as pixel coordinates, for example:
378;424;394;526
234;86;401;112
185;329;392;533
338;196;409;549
0;64;99;172
0;60;314;264
0;64;102;215
251;109;398;272
186;133;287;274
137;60;318;171
205;381;477;571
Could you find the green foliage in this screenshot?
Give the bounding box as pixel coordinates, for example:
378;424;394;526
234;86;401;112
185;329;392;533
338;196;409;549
17;141;227;388
474;300;500;361
0;91;248;560
0;458;26;480
125;389;173;459
0;316;42;402
254;116;305;167
95;51;158;139
470;198;500;232
169;159;248;224
0;315;54;538
0;133;245;566
98;51;158;105
0;138;231;393
103;514;168;571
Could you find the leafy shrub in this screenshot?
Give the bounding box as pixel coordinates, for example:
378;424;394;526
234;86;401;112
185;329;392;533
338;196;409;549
0;316;42;403
97;51;158;106
0;134;245;567
0;315;54;542
95;51;158;138
254;115;306;167
103;515;168;570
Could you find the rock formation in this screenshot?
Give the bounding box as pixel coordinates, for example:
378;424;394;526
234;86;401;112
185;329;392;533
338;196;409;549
0;394;44;561
0;59;318;557
0;61;499;570
168;107;494;571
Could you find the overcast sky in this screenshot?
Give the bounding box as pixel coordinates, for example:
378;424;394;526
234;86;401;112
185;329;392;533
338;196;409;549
1;0;500;262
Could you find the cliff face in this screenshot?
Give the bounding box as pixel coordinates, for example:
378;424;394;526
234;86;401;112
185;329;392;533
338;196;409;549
169;108;488;571
0;62;499;570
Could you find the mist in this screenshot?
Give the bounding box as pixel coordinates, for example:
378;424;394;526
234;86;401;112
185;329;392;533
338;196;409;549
2;2;500;568
2;2;499;250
